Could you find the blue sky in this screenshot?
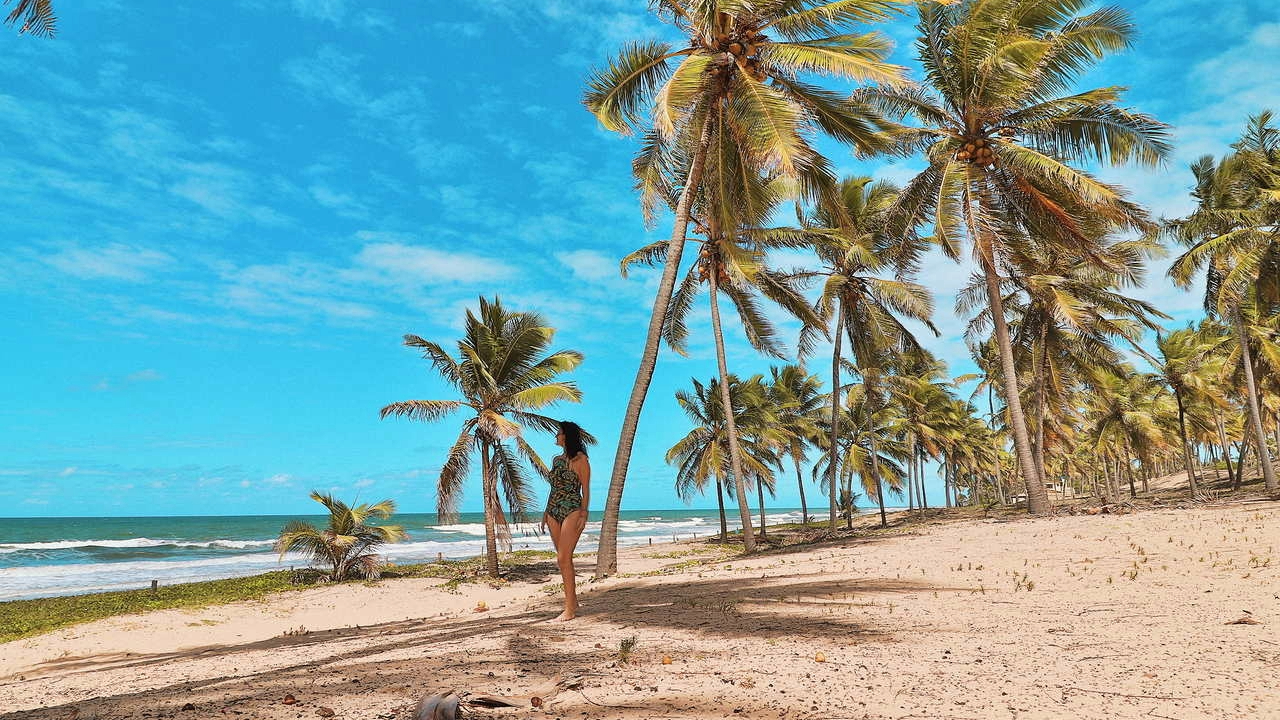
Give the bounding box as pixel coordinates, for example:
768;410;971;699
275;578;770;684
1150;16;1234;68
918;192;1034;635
1;0;1276;518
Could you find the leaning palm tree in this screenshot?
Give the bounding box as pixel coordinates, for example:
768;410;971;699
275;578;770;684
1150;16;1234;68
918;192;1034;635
4;0;55;36
864;0;1172;514
380;297;587;576
276;492;406;581
584;0;906;575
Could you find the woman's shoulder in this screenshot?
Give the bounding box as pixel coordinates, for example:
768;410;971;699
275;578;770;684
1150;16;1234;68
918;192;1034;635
569;451;589;463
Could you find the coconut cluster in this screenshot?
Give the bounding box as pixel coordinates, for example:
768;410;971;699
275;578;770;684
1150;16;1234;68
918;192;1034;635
694;244;732;286
956;137;998;168
709;31;769;82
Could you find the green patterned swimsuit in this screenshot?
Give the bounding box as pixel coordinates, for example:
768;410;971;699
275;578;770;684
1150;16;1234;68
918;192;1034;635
545;455;583;522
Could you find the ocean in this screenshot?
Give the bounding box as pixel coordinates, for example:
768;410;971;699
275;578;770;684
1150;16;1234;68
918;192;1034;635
0;509;805;602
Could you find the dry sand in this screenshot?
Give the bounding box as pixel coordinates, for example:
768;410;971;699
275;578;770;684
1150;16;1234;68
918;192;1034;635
2;501;1278;719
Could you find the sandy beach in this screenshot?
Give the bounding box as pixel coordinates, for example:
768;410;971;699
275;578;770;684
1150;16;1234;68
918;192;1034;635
2;500;1278;720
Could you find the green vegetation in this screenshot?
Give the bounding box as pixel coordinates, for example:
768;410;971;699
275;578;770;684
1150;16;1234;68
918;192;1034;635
276;492;406;581
380;296;589;578
0;570;309;643
1;550;558;643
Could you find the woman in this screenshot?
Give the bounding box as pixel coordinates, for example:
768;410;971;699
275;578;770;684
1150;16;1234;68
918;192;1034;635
543;420;590;622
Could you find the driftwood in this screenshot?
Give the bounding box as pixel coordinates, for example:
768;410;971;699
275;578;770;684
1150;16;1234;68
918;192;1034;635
415;675;585;719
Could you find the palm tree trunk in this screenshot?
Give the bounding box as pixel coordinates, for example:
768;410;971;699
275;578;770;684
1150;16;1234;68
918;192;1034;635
1033;329;1049;484
595;111;718;577
906;449;915;511
944;458;952;508
977;242;1050;514
918;446;929;509
716;476;728;542
794;455;809;525
1233;312;1278;492
480;441;500;577
1215;411;1235;488
1173;390;1200;496
757;479;766;538
708;270;756;553
827;311;844;531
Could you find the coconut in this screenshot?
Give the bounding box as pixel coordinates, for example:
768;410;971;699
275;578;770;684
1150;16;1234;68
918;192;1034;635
974;138;986;148
728;42;744;55
956;151;971;160
963;143;975;153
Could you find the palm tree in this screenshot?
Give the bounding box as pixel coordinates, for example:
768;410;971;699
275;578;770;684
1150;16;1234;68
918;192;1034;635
1167;112;1280;492
961;236;1167;485
668;375;780;543
1149;327;1227;496
380;297;587;576
4;0;55;36
865;0;1172;514
276;492;406;581
768;365;825;524
584;0;906;575
622;205;820;553
806;176;935;529
813;381;908;527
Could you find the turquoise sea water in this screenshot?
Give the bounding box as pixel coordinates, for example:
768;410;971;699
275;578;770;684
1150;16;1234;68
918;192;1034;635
0;509;806;601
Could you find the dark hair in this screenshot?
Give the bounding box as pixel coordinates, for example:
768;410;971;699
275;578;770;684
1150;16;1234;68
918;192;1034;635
560;421;587;459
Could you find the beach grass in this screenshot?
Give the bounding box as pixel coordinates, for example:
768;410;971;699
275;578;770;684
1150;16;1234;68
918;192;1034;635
0;550;558;644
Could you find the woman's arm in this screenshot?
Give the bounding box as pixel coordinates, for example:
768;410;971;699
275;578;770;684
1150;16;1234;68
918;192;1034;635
573;455;591;521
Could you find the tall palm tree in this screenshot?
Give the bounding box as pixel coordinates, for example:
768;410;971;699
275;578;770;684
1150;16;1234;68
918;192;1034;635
961;236;1167;484
622;211;820;553
865;0;1172;513
380;297;587;576
1167;112;1280;492
668;374;780;543
806;176;935;529
768;364;826;524
276;492;406;581
4;0;55;36
813;381;908;527
584;0;905;575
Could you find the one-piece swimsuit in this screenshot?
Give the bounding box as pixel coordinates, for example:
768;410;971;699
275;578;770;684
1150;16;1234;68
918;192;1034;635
546;455;583;522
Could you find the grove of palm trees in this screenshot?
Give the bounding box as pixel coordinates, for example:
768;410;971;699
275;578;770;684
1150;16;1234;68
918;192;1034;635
6;2;1279;719
584;0;1279;575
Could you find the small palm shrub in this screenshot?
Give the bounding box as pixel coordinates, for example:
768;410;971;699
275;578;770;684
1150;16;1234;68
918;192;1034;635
276;492;406;581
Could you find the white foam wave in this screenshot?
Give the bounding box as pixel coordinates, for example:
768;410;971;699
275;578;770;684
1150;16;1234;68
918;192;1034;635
0;538;277;553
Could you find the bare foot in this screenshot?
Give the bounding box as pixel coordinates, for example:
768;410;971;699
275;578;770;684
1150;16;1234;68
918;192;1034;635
549;606;579;623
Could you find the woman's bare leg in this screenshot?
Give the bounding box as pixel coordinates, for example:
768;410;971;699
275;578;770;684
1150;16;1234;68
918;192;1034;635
547;511;586;621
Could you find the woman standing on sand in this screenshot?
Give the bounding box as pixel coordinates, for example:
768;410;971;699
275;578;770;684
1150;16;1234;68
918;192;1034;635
544;421;590;622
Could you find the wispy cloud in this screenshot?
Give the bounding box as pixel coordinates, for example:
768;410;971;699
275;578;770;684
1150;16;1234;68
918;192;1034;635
41;243;174;281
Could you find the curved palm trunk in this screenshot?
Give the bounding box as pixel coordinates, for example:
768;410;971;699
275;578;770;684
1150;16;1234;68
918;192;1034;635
872;446;888;527
1233;312;1278;492
793;455;809;525
596;112;718;577
978;242;1050;513
716;476;728;542
827;311;844;530
708;271;756;553
479;441;500;577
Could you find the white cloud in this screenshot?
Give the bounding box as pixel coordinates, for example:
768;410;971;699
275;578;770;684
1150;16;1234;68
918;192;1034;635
355;241;516;284
555;249;619;283
291;0;348;24
43;243;173;281
127;369;162;383
59;466;78;477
